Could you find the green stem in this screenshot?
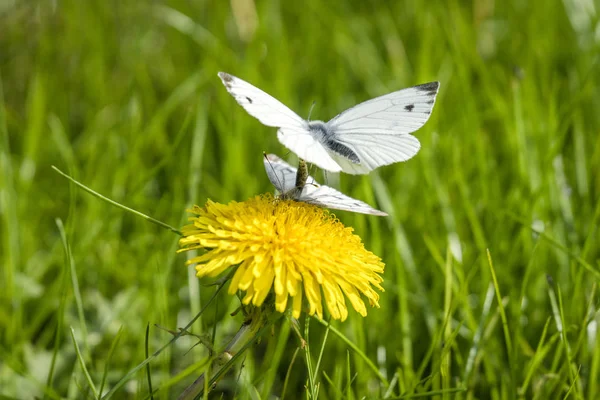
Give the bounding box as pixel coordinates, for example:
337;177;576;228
177;306;277;400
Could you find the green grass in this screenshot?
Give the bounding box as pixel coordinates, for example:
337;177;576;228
1;0;599;398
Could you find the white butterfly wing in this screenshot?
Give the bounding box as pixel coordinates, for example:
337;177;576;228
299;185;388;216
325;82;439;174
329;134;421;174
263;154;315;194
277;130;342;172
218;72;307;129
328;82;439;134
219;72;342;173
264;154;386;216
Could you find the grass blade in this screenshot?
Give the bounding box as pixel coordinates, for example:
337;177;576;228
69;327;98;398
52;166;182;235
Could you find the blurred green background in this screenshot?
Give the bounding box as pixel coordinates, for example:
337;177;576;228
1;0;599;399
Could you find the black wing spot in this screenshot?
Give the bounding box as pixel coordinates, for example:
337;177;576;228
404;104;415;112
219;72;233;83
415;82;439;91
326;140;360;163
218;72;233;89
415;81;439;96
246;96;253;103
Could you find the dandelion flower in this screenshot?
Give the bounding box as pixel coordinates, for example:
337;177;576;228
178;194;384;321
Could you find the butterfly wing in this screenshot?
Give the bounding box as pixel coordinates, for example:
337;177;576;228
263;154;302;194
277;129;342;172
328;134;422;174
299;184;388;216
219;72;342;172
219;72;307;129
325;82;440;174
264;154;386;216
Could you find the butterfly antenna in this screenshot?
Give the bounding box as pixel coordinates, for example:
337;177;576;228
263;152;285;194
307;101;316;122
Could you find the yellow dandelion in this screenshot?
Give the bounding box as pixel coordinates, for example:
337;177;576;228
178;194;385;321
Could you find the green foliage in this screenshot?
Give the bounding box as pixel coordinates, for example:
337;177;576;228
1;0;599;398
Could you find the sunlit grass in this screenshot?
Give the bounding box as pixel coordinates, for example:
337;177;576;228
1;0;599;398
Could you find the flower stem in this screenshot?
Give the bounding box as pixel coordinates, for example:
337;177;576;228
177;305;278;400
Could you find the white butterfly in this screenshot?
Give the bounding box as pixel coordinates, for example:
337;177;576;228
219;72;439;174
264;154;387;216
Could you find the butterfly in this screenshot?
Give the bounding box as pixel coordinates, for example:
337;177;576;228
264;153;387;216
219;72;439;174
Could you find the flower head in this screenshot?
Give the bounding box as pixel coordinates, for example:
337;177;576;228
178;194;384;321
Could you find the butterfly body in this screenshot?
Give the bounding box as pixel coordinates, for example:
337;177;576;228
306;120;361;163
278;187;302;201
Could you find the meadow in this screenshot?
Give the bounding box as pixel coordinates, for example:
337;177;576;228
1;0;599;399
